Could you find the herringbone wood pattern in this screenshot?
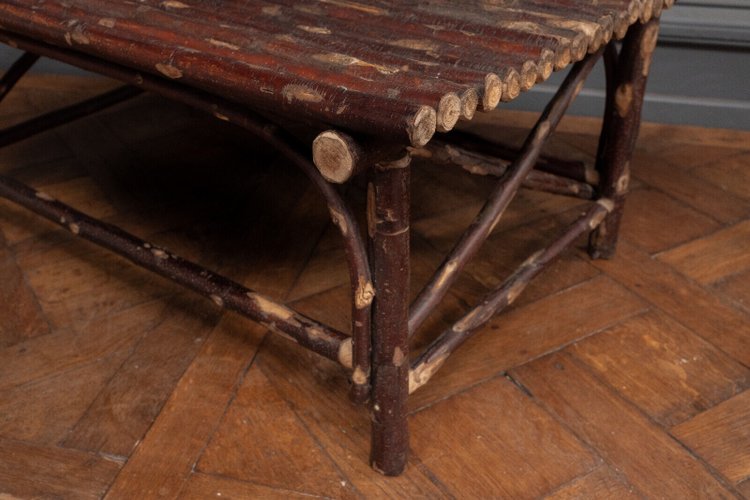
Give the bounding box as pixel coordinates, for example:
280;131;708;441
1;75;748;499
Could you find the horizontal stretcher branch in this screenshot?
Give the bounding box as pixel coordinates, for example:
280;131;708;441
412;139;595;200
0;174;353;368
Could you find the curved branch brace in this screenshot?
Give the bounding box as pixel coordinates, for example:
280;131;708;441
209;112;376;406
0;36;375;402
199;101;377;406
408;49;604;337
409;198;615;393
0;175;350;364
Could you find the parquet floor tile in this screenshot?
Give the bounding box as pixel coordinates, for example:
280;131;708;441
1;75;749;498
672;391;750;490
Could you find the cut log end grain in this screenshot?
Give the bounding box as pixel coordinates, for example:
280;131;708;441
538;49;556;82
407;105;437;147
482;73;503;110
501;68;521;102
570;33;589;62
520;61;539;91
312;130;359;184
338;338;353;369
436;92;462;132
459;88;479;120
554;45;573;71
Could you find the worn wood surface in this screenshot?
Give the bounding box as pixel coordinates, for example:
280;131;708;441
512;353;735;498
0;0;673;146
672;391;750;490
544;466;640;499
0;75;749;497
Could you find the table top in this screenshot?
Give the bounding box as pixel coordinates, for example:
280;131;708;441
0;1;672;147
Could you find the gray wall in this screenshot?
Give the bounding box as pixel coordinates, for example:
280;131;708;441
504;43;750;130
505;2;750;130
2;2;749;129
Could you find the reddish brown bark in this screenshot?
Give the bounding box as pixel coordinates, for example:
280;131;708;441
589;18;659;259
368;157;411;476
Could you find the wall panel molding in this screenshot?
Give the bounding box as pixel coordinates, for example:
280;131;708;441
660;1;750;48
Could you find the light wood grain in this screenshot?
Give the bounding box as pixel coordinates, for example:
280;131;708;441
409;275;647;410
573;310;750;426
672;390;750;487
410;376;597;498
1;74;749;495
180;472;322;500
61;294;220;457
631;148;750;225
512;353;734;498
692;151;750;202
196;366;354;498
715;268;750;314
619;187;720;254
0;437;121;499
0;229;50;347
544;466;641;499
658;220;750;285
103;315;265;500
591;241;750;365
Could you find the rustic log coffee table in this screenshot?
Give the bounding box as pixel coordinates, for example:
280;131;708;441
0;0;671;475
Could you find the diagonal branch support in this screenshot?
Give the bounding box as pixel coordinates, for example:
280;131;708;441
0;51;39;104
0;85;143;148
409;198;614;393
408;49;603;337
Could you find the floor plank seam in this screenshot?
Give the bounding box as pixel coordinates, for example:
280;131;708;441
407;295;651;416
56;302;176;453
537;464;645;499
272;383;362;498
183;324;264;473
502;369;608;493
512;352;729;496
666;422;748;498
406;451;457;499
186;470;333;500
595;251;750;372
565;352;747;495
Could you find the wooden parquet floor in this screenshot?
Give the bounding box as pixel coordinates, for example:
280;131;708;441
0;75;748;499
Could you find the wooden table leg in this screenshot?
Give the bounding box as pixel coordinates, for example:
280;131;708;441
590;17;660;259
368;154;411;476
